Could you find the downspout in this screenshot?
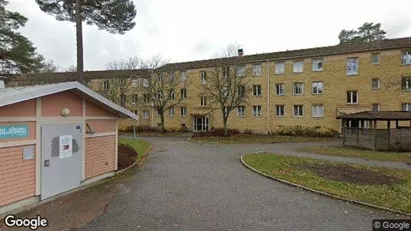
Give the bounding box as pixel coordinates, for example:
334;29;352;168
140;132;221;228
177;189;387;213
266;60;270;134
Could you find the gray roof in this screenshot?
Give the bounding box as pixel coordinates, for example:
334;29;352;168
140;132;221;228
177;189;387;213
336;111;411;120
0;82;138;120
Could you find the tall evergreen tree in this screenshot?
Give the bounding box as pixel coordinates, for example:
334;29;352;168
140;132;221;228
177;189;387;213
0;0;44;75
35;0;137;84
338;22;387;44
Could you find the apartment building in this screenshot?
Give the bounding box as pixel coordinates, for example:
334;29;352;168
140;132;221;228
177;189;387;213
7;37;411;133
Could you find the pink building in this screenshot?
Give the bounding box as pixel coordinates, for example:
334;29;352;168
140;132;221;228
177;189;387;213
0;81;138;215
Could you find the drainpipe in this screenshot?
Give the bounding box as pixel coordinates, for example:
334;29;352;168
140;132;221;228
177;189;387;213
266;60;270;134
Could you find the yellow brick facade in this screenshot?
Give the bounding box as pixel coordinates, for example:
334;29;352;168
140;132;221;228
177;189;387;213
87;48;411;133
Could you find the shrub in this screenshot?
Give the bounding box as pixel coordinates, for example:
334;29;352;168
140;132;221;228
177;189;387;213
121;125;160;133
244;129;252;134
270;125;337;137
192;127;240;137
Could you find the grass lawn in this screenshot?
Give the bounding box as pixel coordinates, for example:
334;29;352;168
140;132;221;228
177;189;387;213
299;146;411;164
242;153;411;214
191;134;336;144
119;138;151;161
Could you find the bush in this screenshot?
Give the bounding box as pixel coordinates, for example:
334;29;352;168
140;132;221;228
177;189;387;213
270;125;338;138
120;125;160;133
192;127;240;137
244;129;252;134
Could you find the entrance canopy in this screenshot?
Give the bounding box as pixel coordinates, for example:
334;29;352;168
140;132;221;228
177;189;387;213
337;111;411;121
190;107;212;116
336;106;370;115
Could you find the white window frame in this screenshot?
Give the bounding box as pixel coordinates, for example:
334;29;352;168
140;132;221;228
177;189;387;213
402;51;411;65
312;81;323;94
252;105;262;117
275;105;285;117
169;107;175;116
293;105;304;117
312;104;324;118
347;91;358;104
253;85;262;96
252;64;262;76
346;58;359;76
180;71;188;82
181;88;187;98
132;94;138;103
201;96;207;106
371;53;379;64
180;107;187;116
402;77;411;91
237;106;245;117
275;83;285;96
222;86;229;97
372;78;380;89
312;59;323;72
143;78;149;87
293;82;304;95
120;94;126;103
372;104;380;112
236;65;245;77
169;90;175;99
238;85;246;98
401;103;411;112
143;110;149;119
293;60;304;73
200;71;207;84
143;94;150;103
275;62;285;75
103;80;109;90
157;110;160;116
131;79;139;87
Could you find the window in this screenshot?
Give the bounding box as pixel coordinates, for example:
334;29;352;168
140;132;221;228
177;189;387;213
143;110;149;119
253;85;262;96
222;67;230;78
131;110;138;115
169;72;175;81
223;107;229;117
346;58;359;75
156;90;163;99
347;91;358;104
169;107;175;116
238;85;246;98
401;103;411;111
402;51;411;65
371;53;379;64
372;78;380;89
143;78;149;87
236;65;245;77
156;110;160;116
312;105;324;117
293;60;304;73
293;82;304;95
120;94;126;104
312;59;323;71
200;71;207;84
402;77;411;91
131;79;139;87
312;81;323;94
180;107;187;116
293;105;304;117
275;62;285;74
252;64;262;76
237;106;245;117
181;88;187;98
143;94;150;103
201;96;207;106
222;86;229;97
132;94;138;103
103;80;109;90
372;104;380;112
180;71;188;82
275;83;285;95
275;105;285;117
169;90;175;99
252;106;262;117
119;78;126;86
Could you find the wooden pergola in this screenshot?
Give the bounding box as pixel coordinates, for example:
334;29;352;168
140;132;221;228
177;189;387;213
337;111;411;151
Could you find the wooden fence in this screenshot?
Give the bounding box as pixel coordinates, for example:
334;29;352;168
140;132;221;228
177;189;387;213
343;127;411;151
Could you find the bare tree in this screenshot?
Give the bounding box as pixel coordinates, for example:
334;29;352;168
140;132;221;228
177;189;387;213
106;56;144;70
97;77;135;107
202;63;252;136
212;42;242;58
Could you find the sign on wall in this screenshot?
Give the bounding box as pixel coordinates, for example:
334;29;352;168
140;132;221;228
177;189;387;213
59;135;73;159
0;124;29;139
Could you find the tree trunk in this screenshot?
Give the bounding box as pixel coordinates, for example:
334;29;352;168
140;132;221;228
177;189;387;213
223;117;228;137
75;0;85;85
160;113;165;133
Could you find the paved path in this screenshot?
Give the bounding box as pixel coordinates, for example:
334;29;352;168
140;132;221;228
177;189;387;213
83;137;402;231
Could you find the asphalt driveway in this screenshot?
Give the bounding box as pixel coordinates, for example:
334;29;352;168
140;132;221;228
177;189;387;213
83;136;399;231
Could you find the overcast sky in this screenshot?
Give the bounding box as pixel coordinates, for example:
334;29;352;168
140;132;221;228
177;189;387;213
7;0;411;71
